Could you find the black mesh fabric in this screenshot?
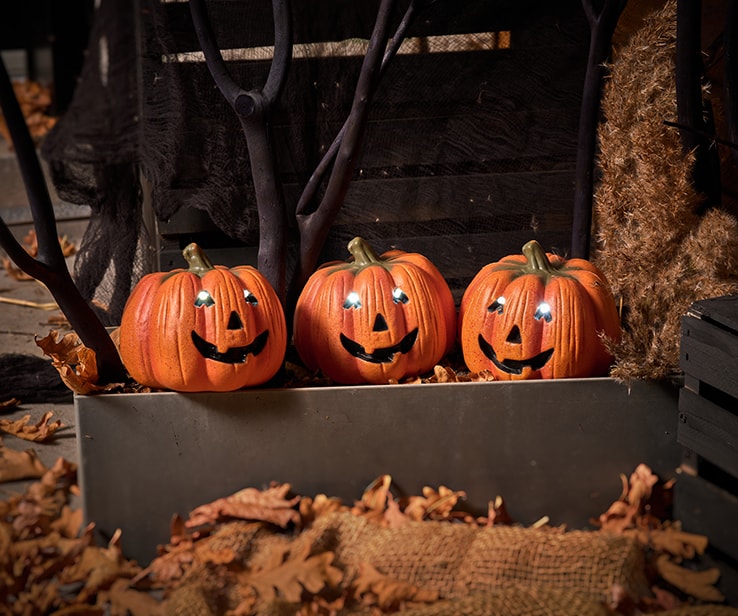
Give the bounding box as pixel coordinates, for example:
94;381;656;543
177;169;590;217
40;0;590;321
41;0;144;324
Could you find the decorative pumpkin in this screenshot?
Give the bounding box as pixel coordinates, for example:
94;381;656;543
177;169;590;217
458;240;621;380
118;243;287;392
293;237;456;384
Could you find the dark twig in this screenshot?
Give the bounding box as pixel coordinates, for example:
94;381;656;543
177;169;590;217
292;0;399;298
189;0;292;302
0;58;126;384
676;0;721;208
295;0;427;221
571;0;627;260
725;0;738;165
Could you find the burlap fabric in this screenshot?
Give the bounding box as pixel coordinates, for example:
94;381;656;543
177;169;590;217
164;512;650;615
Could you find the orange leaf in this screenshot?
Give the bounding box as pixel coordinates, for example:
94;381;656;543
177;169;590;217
655;554;724;603
352;561;439;610
35;330;114;394
0;411;65;443
186;483;300;528
241;543;343;603
0;441;47;482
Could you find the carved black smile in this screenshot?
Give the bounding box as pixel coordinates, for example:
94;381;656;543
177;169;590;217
340;328;419;364
478;334;553;375
191;330;269;364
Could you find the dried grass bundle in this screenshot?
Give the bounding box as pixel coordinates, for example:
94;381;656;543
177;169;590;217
593;0;738;381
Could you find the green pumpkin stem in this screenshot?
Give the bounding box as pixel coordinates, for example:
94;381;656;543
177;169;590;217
348;237;383;266
521;240;557;275
183;243;215;277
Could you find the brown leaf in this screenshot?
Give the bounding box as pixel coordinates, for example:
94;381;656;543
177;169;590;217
98;578;165;616
0;441;47;482
242;543;343;603
402;485;466;522
0;411;65;442
0;398;21;412
486;495;515;526
352;561;439;610
655;554;724;603
298;493;347;528
35;330;112;394
357;475;392;512
186;483;300;529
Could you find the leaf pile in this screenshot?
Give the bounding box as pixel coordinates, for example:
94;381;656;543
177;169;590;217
594;464;727;609
2;458;735;615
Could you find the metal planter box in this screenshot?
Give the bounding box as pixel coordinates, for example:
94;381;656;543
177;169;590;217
75;377;680;564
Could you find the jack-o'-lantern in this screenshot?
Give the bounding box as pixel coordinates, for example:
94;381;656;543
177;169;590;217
459;240;620;380
118;243;287;392
294;237;456;384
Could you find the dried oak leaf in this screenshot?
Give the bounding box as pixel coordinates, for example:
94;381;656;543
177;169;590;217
0;411;65;443
35;330;120;395
61;529;142;603
352;561;439;610
0;398;21;412
239;542;343;604
186;483;300;529
298;493;347;528
402;485;467;522
0;440;47;482
655;554;724;603
354;475;392;513
98;578;165;616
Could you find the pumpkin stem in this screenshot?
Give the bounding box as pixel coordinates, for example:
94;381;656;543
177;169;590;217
348;237;383;266
183;243;215;277
522;240;557;275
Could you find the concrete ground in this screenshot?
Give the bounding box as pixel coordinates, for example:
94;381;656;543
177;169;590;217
0;138;86;499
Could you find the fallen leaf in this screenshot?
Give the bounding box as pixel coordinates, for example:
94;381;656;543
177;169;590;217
655;554;724;603
186;483;300;529
402;485;466;522
352;561;439;610
0;411;65;442
35;330;115;394
98;578;165;616
0;398;21;412
486;495;515;526
0;441;47;482
241;542;343;603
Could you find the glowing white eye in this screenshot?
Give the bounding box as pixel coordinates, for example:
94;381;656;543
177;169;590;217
343;291;362;309
243;289;258;305
488;296;506;313
194;290;215;307
392;287;409;304
534;302;552;322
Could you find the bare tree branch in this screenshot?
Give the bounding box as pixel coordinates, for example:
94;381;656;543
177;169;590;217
292;0;399;296
0;57;126;384
571;0;627;260
189;0;292;302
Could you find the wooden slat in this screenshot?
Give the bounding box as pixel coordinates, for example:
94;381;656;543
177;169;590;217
150;0;587;54
681;315;738;400
674;469;738;561
678;387;738;478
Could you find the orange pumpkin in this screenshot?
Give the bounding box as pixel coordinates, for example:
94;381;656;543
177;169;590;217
294;237;456;384
459;240;620;380
119;243;287;392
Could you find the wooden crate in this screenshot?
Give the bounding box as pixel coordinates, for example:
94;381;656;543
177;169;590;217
677;296;738;565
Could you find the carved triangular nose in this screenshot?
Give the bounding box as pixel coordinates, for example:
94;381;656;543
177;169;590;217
373;313;389;332
227;311;243;330
506;325;522;344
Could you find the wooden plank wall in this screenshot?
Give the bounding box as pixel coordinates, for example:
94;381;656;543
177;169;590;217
140;0;589;301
